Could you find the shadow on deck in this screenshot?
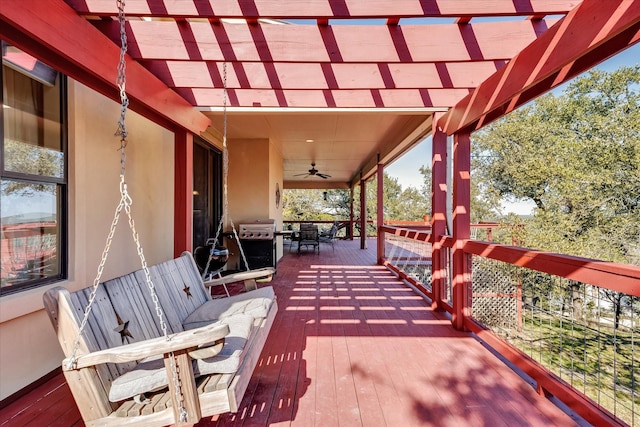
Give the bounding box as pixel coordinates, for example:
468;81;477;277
0;239;581;427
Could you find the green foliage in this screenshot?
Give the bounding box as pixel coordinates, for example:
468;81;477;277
473;66;640;265
282;188;345;221
3;140;63;195
283;172;432;224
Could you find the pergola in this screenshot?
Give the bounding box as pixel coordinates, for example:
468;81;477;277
5;1;640;190
4;0;637;252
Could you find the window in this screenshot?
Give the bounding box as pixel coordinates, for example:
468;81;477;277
1;41;67;295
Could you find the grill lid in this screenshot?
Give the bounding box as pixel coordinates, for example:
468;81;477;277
239;219;276;239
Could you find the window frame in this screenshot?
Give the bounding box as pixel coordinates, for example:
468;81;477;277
1;44;68;296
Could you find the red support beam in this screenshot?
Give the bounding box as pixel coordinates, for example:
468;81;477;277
65;0;578;19
0;0;210;135
146;60;502;91
360;178;367;250
184;87;471;109
430;117;448;311
438;0;640;134
174;131;194;257
451;132;471;330
376;163;385;264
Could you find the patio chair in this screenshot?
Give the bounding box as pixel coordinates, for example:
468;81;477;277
319;221;339;251
298;224;319;254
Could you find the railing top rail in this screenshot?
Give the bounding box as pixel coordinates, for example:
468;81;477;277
464;239;640;297
380;225;431;242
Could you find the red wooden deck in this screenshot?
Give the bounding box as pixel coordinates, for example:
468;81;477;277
1;239;580;427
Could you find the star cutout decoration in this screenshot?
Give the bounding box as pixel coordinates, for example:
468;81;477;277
114;312;133;344
183;284;192;298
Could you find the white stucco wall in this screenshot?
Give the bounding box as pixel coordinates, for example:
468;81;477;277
0;79;175;400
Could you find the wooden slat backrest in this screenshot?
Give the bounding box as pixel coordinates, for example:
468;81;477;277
70;285;134;379
44;286;117;419
136;253;210;333
102;273;163;341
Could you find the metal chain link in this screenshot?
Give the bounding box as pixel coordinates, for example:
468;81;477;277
68;0;187;421
208;62;251;272
67;176;128;369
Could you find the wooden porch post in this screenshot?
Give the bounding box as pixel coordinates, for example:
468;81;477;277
174;131;194;257
452;131;471;330
349;186;355;240
430;117;447;311
360;178;367;250
377;163;385;264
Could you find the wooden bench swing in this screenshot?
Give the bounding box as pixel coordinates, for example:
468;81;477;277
44;3;275;425
44;252;277;427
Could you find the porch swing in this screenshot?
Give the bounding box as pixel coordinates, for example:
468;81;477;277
42;2;277;425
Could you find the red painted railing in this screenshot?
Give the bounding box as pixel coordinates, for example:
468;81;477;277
380;224;640;427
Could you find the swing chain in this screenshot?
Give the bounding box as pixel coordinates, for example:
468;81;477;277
67;175;129;369
208;62;251;273
68;1;187;421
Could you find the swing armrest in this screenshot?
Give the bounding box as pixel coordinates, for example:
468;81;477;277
203;267;275;287
63;322;230;370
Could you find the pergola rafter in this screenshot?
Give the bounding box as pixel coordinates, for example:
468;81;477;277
83;18;561;108
64;0;579;20
145;60;503;90
93;19;557;63
439;0;640;133
183;87;471;109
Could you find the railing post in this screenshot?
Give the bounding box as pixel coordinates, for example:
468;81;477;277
360;177;367;249
431;119;447;311
452;131;471;331
377;163;385;264
174;130;193;257
349;186;355;240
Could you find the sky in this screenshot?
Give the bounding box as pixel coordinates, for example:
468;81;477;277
385;43;640;215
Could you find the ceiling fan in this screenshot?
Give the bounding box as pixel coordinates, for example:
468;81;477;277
294;162;332;179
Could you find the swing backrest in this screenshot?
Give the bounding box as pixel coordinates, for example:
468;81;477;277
44;253;212;392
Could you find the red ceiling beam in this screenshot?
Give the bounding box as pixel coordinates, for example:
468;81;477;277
64;0;578;19
438;0;640;135
183;87;470;109
92;19;558;63
146;60;502;90
0;0;210;134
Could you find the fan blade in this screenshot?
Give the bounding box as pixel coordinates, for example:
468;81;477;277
294;172;310;177
317;173;331;179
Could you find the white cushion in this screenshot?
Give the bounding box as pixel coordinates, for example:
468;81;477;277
194;314;254;375
108;315;256;402
183;286;274;330
109;356;167;402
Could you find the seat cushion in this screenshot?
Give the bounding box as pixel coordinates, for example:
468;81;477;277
108;315;256;402
194;314;255;375
182;286;274;330
108;355;168;402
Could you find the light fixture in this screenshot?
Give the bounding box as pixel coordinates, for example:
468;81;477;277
305;139;314;143
323;191;328;201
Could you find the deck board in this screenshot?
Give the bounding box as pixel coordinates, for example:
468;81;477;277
0;239;581;427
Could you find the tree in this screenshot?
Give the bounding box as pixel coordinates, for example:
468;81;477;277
283;172;432;236
472;66;640;327
282;189;347;221
418;164;500;226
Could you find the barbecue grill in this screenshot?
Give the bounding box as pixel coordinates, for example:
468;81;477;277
238;219;277;270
